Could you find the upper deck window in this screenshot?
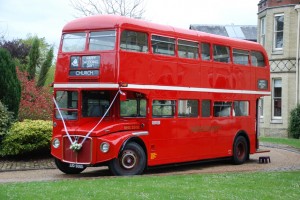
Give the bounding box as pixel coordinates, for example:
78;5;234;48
251;51;265;67
233;49;249;66
120;30;148;52
213;45;230;63
178;40;199;59
62;33;86;52
151;35;175;56
201;43;211;61
89;30;116;51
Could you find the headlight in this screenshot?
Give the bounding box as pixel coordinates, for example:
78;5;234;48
52;138;60;148
100;142;110;153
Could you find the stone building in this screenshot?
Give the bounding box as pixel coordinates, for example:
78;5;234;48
257;0;300;137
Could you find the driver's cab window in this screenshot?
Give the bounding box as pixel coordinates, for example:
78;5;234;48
55;91;78;120
82;91;110;117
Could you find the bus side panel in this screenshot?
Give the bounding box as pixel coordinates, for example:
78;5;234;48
150;57;177;86
200;61;214;88
177;61;201;87
100;52;118;83
232;65;253;90
95;131;148;164
213;62;232;89
147;118;178;166
119;51;151;84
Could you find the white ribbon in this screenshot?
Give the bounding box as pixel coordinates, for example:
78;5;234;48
52;96;74;145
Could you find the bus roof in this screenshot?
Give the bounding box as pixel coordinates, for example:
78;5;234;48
62;15;264;51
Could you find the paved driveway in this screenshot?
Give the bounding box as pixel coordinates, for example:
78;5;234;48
0;145;299;183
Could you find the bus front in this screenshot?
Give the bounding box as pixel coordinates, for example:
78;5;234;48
51;16;148;175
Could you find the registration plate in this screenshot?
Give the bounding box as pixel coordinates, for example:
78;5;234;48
69;163;84;169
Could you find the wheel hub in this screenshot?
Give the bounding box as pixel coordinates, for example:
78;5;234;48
121;151;137;169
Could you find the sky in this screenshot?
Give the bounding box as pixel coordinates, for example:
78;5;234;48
0;0;259;51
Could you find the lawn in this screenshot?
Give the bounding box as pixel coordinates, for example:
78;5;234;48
260;137;300;149
0;171;299;200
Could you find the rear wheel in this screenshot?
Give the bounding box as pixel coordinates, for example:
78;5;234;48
232;136;248;165
54;158;86;174
109;142;146;176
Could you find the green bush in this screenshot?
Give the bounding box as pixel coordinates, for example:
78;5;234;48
288;104;300;139
0;120;52;157
0;101;14;141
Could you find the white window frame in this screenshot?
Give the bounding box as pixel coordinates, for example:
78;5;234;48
272;78;282;121
260;17;266;47
259;97;264;122
273;14;284;51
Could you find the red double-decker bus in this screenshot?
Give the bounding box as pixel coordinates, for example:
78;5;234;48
51;15;270;175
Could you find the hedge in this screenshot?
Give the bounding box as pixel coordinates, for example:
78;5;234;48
0;119;52;157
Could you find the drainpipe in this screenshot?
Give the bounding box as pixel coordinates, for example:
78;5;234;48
295;5;300;105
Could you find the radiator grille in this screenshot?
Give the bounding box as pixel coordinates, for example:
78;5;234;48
62;136;92;164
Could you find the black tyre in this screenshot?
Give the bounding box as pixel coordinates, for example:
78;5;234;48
109;142;146;176
54;158;86;174
232;136;248;165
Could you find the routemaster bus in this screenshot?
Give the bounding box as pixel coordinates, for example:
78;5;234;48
51;15;270;175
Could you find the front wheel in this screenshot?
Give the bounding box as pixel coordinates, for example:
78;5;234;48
232;136;248;165
54;158;86;174
109;142;146;176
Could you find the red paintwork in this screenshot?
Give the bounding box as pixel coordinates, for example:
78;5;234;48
52;15;270;168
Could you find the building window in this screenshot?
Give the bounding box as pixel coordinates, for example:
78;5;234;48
273;14;284;50
260;17;266;47
272;79;282;119
259;98;264;119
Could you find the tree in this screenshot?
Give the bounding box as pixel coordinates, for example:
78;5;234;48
0;48;21;118
17;68;52;121
27;37;40;80
288;104;300;139
0;39;31;70
37;47;54;87
70;0;145;19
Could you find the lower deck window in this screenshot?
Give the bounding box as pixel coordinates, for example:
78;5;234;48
178;100;198;117
120;99;146;117
152;100;175;117
213;101;232;117
233;101;249;116
202;100;211;117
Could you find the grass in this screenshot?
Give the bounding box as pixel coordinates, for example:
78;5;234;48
0;171;299;200
260;137;300;149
